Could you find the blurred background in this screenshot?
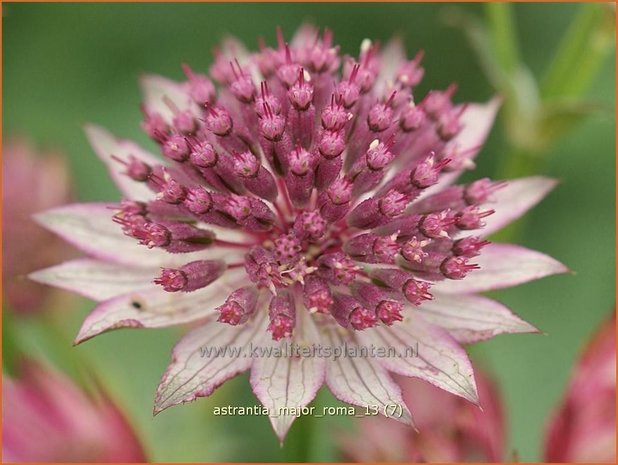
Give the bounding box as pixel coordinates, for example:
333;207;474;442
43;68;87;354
3;2;615;462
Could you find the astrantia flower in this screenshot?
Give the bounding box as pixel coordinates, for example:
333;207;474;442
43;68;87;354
340;368;505;462
3;359;146;462
544;314;616;462
3;138;73;314
32;26;567;440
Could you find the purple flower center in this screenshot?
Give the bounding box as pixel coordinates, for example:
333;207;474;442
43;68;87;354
112;28;501;341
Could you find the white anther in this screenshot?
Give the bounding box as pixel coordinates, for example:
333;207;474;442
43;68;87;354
360;38;372;53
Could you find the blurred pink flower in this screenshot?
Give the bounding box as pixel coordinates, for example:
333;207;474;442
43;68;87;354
544;314;616;462
3;138;73;314
32;25;567;440
2;360;146;462
340;368;504;462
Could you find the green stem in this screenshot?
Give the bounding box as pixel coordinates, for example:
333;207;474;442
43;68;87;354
485;3;521;74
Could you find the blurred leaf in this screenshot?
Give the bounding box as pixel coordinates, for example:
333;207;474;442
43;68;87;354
541;3;616;100
448;3;613;163
504;99;606;155
536;100;608;151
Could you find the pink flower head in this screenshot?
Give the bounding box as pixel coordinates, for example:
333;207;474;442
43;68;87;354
33;26;568;440
340;368;505;462
2;360;146;462
3;138;73;314
544;314;616;462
